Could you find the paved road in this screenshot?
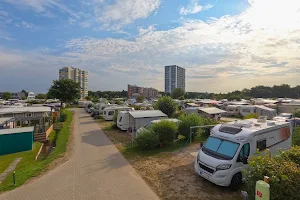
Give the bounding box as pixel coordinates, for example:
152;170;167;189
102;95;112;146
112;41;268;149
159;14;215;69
0;109;159;200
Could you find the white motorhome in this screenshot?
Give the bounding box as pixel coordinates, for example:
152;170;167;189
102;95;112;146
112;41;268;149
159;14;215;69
239;105;256;117
195;117;292;190
103;106;134;121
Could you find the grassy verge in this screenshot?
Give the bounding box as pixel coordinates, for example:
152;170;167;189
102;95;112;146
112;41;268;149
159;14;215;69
48;130;57;142
0;110;73;192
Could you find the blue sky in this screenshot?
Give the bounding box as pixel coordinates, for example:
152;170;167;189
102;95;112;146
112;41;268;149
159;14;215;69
1;0;300;93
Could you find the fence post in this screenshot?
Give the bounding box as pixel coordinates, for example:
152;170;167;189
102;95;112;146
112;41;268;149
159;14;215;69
13;171;16;186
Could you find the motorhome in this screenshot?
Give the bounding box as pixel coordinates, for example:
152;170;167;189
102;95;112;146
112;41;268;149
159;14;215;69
239;105;256;117
195;117;292;190
103;106;134;121
98;103;118;115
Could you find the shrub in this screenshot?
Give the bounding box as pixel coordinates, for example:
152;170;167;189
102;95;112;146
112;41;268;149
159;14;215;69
244;152;300;200
134;129;160;150
172;110;185;119
59;110;67;122
281;145;300;164
243;113;258;119
292;126;300;146
154;96;177;117
294;110;300;118
152;120;178;145
178;114;216;140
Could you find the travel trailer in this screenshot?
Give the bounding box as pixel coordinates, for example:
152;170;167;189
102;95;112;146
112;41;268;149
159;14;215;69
238;105;256;117
103;106;134;121
98;103;118;115
195;117;292;190
118;110;167;133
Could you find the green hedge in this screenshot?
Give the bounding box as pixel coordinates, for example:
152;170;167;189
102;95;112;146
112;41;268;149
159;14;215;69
152;120;178;145
292;126;300;146
135;129;160;150
244;147;300;200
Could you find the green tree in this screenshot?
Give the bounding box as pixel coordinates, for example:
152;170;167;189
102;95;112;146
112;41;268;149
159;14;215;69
36;93;47;99
103;94;109;99
85;96;92;101
47;79;80;107
179;96;185;100
154;96;177;117
21;89;28;96
2;92;12;100
152;120;178;145
21;97;26;100
171;88;185;99
136;95;145;103
294;110;300;118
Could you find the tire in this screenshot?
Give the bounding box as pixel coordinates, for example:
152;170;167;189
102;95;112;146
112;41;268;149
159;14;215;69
229;173;242;191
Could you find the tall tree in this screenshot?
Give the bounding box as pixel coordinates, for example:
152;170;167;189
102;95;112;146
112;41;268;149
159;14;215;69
2;92;12;100
36;93;47;99
136;95;145;103
48;79;80;106
171;88;185;99
154;96;177;117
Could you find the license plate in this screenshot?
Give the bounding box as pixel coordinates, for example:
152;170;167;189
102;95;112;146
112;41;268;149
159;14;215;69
199;170;209;179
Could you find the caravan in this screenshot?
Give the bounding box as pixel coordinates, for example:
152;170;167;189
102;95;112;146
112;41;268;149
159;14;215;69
103;106;134;121
195;117;292;190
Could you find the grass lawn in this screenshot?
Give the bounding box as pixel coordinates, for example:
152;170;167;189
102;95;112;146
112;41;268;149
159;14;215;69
0;110;73;192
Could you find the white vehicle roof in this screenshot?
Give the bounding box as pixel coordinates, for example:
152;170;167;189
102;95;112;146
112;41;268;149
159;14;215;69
103;106;132;110
211;118;290;143
149;118;180;124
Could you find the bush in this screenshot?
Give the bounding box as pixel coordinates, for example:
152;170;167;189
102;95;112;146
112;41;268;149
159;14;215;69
293;126;300;146
294;110;300;118
281;146;300;165
154;96;177;117
178;114;216;140
134;129;160;150
172;110;185;119
59;111;67;122
152;120;178;145
244;151;300;200
243;113;258;119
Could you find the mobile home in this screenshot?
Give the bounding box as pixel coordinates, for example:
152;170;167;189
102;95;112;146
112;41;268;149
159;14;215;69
195;117;292;190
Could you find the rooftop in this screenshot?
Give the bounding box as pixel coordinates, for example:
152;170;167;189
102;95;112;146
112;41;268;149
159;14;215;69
0;117;14;125
212;118;290;142
0;107;52;114
0;127;34;135
198;107;226;115
129;110;167;119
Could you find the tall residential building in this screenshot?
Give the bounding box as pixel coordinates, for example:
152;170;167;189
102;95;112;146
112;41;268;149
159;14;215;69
165;65;185;94
128;84;158;99
59;66;88;99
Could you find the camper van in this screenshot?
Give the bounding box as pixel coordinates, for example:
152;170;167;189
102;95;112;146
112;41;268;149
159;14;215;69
195;117;292;190
103;106;134;121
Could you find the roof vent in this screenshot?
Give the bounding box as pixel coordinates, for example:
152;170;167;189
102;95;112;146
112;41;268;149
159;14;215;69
257;116;267;123
233;120;253;128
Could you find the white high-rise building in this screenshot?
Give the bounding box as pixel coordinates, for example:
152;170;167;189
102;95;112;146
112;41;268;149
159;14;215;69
59;66;88;99
165;65;185;94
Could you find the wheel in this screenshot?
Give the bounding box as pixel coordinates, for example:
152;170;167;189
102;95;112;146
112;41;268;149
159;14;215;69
229;173;242;191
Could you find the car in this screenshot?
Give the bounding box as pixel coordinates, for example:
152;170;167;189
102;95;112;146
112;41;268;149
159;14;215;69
136;118;180;135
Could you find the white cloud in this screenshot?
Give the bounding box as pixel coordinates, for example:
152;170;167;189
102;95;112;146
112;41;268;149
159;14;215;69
1;0;300;92
4;0;79;18
180;0;213;15
95;0;161;30
15;21;36;29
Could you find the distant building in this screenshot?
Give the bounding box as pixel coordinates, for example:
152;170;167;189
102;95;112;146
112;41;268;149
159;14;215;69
128;85;158;99
27;92;35;101
59;66;88;99
165;65;185;94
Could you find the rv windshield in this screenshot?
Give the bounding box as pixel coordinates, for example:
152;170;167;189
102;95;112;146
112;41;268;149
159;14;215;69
202;136;240;160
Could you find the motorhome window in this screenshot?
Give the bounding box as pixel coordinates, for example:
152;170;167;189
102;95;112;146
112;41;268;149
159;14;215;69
119;117;122;122
242;109;251;112
257;139;267;151
239;143;250;159
203;137;240;160
108;111;114;115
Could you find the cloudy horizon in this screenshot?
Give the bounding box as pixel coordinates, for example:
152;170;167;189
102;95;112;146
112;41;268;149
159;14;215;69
1;0;300;94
